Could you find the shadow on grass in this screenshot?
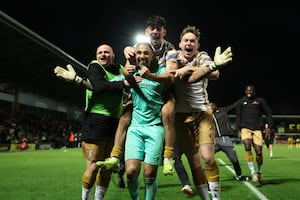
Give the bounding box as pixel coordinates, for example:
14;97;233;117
256;177;300;187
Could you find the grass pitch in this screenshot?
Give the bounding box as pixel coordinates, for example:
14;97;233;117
0;144;299;200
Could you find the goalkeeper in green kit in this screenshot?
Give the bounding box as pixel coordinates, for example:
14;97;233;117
54;44;129;200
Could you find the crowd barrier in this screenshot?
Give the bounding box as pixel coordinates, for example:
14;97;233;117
275;133;300;144
0;143;36;152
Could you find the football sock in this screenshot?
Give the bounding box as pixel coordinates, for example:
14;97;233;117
208;181;221;200
144;177;157;200
82;173;95;189
245;151;253;162
96;169;112;187
94;185;107;200
247;162;255;175
81;187;91;200
205;162;219;182
127;177;139;200
196;184;210;200
191;166;207;185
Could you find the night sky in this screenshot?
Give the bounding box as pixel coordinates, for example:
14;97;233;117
1;2;299;115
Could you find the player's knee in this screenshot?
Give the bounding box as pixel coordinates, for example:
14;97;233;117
126;163;140;178
204;158;216;168
88;162;98;172
256;152;263;157
162;98;175;115
144;177;156;184
161;105;175;125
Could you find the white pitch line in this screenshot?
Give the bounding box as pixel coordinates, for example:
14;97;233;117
217;158;269;200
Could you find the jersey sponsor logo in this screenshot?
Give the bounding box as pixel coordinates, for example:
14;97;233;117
88;149;93;159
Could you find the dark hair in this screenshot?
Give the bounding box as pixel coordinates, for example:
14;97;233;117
180;25;201;41
245;84;255;91
146;15;166;29
245;84;256;96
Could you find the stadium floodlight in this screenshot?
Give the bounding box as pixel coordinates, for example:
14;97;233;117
135;34;151;44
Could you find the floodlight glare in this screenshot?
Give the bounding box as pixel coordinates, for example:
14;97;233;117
135;34;150;43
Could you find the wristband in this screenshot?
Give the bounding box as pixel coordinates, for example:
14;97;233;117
74;75;83;84
209;62;216;71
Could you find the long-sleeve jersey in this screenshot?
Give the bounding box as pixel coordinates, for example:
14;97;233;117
85;60;124;118
213;99;242;137
81;60;125;141
153;39;175;66
166;50;213;113
235;96;273;131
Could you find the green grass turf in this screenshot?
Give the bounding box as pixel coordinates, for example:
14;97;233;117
0;144;299;200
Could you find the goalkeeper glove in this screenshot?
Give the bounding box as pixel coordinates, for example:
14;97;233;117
209;46;233;71
54;64;83;84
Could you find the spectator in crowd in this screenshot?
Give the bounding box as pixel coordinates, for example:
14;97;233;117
68;131;75;148
296;137;300;148
287;136;294;149
21;137;28;150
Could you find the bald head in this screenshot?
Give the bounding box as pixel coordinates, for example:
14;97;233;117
135;42;154;68
96;44;115;67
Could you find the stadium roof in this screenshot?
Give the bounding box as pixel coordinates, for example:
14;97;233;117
0;10;87;108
